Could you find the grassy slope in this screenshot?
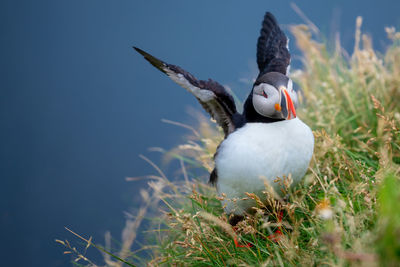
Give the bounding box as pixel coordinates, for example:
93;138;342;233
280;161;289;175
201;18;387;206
59;19;400;267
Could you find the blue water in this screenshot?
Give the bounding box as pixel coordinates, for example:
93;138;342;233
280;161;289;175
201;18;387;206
1;0;399;266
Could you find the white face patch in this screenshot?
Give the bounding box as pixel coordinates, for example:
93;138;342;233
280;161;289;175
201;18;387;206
252;83;281;118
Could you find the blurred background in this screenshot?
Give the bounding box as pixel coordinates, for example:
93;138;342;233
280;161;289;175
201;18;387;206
1;0;399;266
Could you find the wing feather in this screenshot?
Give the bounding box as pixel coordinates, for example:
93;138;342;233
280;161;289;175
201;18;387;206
256;12;290;76
134;47;239;137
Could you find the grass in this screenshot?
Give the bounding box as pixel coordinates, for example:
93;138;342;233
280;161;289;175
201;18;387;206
58;17;400;266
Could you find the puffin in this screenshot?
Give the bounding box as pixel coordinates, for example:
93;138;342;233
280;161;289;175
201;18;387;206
134;12;314;227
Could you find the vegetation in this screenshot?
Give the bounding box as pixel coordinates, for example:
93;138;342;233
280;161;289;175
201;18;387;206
58;17;400;266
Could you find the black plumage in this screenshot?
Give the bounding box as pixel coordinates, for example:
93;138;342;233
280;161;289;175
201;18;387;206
134;47;243;137
256;12;290;77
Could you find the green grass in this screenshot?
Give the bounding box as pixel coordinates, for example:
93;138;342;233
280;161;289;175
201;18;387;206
58;18;400;266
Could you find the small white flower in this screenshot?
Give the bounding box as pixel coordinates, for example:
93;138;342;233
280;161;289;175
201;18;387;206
318;208;333;220
316;199;333;220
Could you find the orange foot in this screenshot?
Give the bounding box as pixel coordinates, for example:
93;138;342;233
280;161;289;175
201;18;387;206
232;226;253;248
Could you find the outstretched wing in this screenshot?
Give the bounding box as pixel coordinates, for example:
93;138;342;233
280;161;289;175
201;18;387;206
134;47;240;137
256;12;290;76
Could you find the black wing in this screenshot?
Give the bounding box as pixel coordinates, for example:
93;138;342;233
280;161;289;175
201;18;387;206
134;47;240;137
256;12;290;76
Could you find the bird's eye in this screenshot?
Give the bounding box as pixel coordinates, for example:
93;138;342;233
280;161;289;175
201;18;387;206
262;91;268;98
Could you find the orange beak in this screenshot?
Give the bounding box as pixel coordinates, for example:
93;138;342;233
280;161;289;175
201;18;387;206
278;87;296;119
283;89;296;119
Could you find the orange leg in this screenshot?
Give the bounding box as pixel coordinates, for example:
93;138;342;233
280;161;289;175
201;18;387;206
232;226;253;248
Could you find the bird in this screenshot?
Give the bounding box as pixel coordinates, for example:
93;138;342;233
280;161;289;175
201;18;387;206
134;12;314;232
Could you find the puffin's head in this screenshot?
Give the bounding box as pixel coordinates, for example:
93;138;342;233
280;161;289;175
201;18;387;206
252;72;298;120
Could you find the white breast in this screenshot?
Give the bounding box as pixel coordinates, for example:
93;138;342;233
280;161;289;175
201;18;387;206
215;118;314;215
